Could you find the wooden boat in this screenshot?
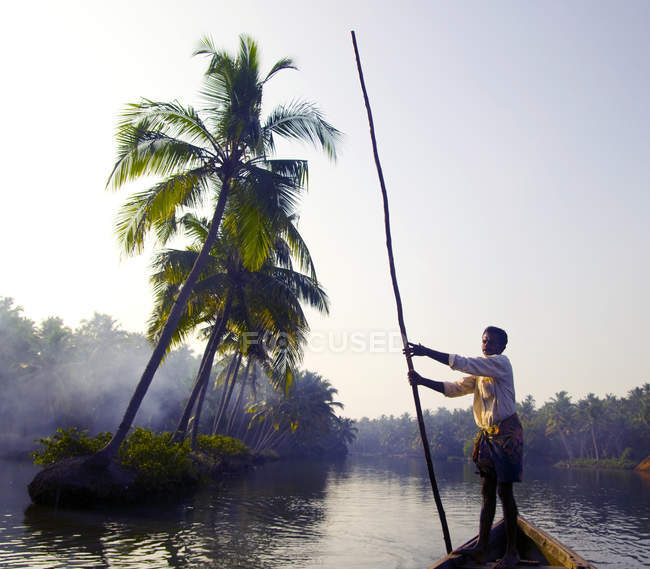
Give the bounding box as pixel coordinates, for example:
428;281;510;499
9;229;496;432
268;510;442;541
427;516;596;569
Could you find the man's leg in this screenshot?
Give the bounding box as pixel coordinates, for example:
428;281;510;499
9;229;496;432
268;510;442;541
460;475;497;561
477;475;498;554
495;481;520;569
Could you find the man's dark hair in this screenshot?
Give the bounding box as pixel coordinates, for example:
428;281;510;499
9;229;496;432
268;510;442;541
485;326;508;348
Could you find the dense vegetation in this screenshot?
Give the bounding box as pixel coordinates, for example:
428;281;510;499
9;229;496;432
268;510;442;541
0;298;355;462
30;427;251;492
351;387;650;468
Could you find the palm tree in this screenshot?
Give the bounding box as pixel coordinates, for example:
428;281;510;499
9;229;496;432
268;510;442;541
578;393;603;460
517;394;536;421
94;36;339;464
247;370;343;453
545;391;576;460
147;213;328;445
332;416;358;447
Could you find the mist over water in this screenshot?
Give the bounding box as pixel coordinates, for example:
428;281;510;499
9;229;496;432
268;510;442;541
1;457;648;568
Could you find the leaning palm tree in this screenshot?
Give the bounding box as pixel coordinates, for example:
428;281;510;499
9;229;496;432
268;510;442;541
93;36;339;464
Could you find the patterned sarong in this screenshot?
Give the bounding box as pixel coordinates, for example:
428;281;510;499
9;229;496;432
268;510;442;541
472;413;523;482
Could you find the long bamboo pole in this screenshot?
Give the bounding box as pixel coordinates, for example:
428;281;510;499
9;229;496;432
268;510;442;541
351;30;453;554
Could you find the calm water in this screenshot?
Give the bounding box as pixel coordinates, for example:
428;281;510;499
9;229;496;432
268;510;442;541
1;456;648;568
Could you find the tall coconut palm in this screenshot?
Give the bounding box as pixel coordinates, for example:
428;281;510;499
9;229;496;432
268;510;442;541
94;36;339;464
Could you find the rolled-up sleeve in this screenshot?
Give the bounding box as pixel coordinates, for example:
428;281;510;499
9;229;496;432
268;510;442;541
443;375;476;397
449;354;510;379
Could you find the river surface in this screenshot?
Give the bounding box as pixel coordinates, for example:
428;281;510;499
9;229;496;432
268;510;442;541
1;456;648;568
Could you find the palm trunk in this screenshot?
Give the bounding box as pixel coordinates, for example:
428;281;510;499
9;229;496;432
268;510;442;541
255;425;274;451
590;423;599;461
558;428;574;460
189;331;236;450
216;354;243;434
252;420;272;452
234;366;257;439
226;358;252;435
212;351;242;435
171;338;215;443
242;415;258;447
171;306;230;443
91;182;231;466
190;375;209;449
351;31;452;553
269;430;291;451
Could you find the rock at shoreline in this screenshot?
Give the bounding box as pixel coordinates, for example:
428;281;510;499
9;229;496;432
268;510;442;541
28;451;260;509
28;456;138;508
635;455;650;471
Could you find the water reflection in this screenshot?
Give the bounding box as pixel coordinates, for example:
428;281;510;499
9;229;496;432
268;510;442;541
16;460;333;569
1;457;648;568
514;467;650;568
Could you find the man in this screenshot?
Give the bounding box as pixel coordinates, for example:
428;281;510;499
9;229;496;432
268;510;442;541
404;326;522;569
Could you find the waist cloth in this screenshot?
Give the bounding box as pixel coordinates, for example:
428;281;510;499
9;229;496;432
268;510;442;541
472;413;523;483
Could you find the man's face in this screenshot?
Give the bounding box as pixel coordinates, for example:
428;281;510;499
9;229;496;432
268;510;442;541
482;331;503;356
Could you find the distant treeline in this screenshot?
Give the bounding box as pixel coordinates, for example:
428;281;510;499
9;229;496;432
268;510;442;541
351;387;650;466
0;298;355;459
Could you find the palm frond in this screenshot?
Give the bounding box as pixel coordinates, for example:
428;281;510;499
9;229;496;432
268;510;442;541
193;35;218;57
114;167;212;254
271;238;294;272
191;273;230;299
238;35;260;78
269;345;299;394
278;217;318;280
268;159;309;186
146;279;210;347
221;198;275;271
108;129;209;191
269;268;329;315
199;58;237;109
153;215;179;247
150;248;201;284
114;99;222;158
263;100;341;160
237;162;304;220
263;57;297;83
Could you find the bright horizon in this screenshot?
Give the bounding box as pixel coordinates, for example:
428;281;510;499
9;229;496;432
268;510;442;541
2;1;649;420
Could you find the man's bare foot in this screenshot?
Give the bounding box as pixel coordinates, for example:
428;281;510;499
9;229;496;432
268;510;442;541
456;544;488;563
494;551;520;568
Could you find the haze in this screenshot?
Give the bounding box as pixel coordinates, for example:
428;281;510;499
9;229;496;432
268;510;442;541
2;0;648;419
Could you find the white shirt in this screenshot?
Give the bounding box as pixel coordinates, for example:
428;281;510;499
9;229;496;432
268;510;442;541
443;353;516;429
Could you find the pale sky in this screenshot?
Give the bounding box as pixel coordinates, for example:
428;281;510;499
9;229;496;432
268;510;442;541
2;1;648;419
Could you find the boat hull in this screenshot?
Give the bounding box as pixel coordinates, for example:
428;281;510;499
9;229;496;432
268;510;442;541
427;516;596;569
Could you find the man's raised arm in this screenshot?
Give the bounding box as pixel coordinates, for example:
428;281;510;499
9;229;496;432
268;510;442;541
404;342;450;366
449;354;511;378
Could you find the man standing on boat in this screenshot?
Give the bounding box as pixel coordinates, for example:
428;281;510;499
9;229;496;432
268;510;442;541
404;326;523;569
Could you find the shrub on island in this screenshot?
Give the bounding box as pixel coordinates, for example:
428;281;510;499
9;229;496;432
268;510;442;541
30;427;254;505
31;428;113;466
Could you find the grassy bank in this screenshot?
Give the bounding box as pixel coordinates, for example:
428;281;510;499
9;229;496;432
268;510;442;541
555;457;637;470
